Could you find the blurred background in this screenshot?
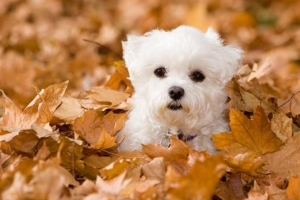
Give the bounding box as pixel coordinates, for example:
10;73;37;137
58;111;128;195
0;0;300;108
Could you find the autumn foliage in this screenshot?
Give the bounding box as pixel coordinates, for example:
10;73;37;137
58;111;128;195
1;0;300;199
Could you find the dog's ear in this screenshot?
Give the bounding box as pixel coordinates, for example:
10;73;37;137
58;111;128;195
205;28;243;84
205;28;223;45
122;35;144;72
220;45;243;84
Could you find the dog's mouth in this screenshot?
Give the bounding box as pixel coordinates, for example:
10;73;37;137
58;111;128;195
167;101;182;111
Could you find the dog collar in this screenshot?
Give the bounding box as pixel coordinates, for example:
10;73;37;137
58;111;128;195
160;130;198;147
177;131;198;142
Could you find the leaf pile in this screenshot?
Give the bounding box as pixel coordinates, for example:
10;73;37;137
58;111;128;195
1;0;300;199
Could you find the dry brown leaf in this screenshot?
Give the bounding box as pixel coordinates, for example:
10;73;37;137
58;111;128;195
141;157;165;182
95;171;131;196
35;141;51;160
73;110;107;145
73;109;124;149
213;106;284;156
264;177;288;200
264;134;300;178
88;86;130;107
0;81;68;142
165;154;226;200
105;61;133;92
143;135;189;162
271;111;293;142
245;181;268;200
53;97;85;123
90;129;116;150
100;158;139;180
10;130;39;154
143;136;190;174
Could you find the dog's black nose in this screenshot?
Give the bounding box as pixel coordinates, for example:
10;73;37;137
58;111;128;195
169;86;184;100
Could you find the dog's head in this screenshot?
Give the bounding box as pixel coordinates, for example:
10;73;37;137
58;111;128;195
122;26;243;130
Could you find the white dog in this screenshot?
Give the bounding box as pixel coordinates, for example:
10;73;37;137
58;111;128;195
117;25;242;153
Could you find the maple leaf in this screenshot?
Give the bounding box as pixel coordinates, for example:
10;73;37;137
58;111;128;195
73;110;117;149
165;154;226;200
105;61;134;92
90;129;116;150
143;136;190;174
0;81;68;141
263;134;300;178
143;135;190;162
95;172;131;196
141;157;165;182
212;106;284;156
100;157;140;180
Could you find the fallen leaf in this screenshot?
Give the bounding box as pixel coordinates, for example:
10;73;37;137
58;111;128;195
35;141;51;160
286;177;300;200
10;130;39;154
73;109;125;148
264;134;300;178
165;154;226;200
53;97;85;124
213;106;284;156
141;157;165;182
264;177;288;200
95;171;131;195
88;86;130;107
90;129;116;150
245;181;268;200
227;153;265;176
73;110;105;145
100;158;139;180
271;111;293;142
105;61;133;92
143;136;190;174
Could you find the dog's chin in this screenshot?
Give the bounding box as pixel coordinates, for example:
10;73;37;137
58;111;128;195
167;101;183;111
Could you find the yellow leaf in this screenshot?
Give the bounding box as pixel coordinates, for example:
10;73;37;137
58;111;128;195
227;153;265;176
286;177;300;200
143;136;190;174
212;106;284;156
165;154;226;200
91;129;116;150
105;61;133;92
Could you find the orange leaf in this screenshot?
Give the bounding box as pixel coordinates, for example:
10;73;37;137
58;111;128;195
91;129;116;150
212;106;283;156
286;177;300;200
143;135;189;160
165;154;226;200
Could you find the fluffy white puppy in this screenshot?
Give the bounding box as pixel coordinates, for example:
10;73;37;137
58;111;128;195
117;25;242;153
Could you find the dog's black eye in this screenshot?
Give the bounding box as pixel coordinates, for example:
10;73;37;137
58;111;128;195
154;67;167;78
190;71;205;82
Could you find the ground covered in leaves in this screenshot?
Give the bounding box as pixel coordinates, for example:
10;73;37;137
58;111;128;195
1;0;300;199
